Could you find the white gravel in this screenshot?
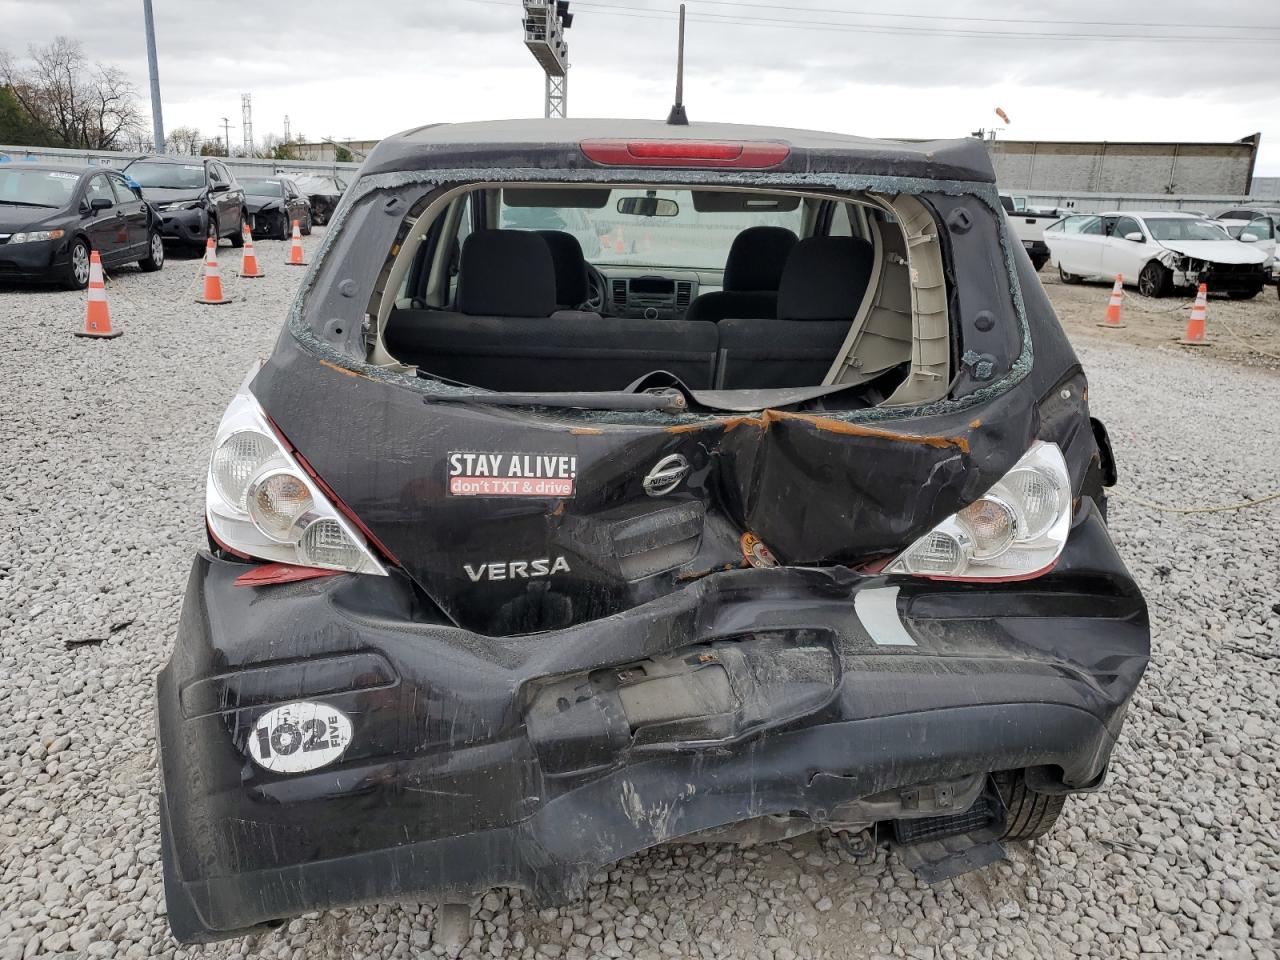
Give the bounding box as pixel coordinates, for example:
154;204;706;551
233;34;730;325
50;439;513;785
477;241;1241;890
0;243;1276;960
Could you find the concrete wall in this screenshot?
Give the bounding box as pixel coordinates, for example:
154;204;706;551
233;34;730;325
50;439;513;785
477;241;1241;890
0;143;360;179
989;136;1260;197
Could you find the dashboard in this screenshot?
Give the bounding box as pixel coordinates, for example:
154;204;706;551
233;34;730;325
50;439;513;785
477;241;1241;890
589;266;723;320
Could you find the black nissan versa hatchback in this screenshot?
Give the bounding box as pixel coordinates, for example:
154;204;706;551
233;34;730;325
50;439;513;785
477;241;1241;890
157;119;1150;943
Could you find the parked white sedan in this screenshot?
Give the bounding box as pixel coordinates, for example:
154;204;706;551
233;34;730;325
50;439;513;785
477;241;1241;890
1044;211;1268;299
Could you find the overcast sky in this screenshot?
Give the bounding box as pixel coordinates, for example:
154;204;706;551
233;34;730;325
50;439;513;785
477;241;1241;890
3;0;1279;174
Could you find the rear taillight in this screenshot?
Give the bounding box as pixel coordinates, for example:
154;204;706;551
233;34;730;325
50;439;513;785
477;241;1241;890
580;139;790;169
205;367;387;576
887;442;1072;582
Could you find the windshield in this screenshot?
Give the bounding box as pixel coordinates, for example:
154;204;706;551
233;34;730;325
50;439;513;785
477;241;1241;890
240;178;284;198
499;188;807;270
0;168;78;207
1146;218;1231;242
126;161;206;190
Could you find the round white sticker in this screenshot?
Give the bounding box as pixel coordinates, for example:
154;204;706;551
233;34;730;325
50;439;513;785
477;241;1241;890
247;701;353;774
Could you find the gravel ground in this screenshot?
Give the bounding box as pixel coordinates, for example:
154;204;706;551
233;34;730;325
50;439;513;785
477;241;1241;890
0;240;1276;960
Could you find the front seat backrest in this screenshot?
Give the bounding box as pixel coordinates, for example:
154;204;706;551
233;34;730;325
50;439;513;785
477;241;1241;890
723;225;799;292
776;236;874;321
537;230;590;309
457;230;556;317
683;226;799;324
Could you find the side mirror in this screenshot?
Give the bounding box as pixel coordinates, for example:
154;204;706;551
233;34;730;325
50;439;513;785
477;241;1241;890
89;197;113;212
211;182;230;193
1238;233;1258;243
1124;231;1144;242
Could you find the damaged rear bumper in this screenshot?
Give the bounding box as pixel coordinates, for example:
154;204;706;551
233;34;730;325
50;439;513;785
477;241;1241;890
157;503;1148;943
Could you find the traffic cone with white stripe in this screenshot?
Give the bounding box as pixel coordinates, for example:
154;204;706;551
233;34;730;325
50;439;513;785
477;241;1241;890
75;250;121;339
286;220;307;266
239;226;264;279
1179;284;1210;345
1097;274;1126;328
196;236;232;305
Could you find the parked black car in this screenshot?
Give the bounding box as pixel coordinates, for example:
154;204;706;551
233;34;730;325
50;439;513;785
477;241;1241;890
122;156;247;248
290;174;346;225
240;176;312;240
158;119;1150;944
0;164;164;289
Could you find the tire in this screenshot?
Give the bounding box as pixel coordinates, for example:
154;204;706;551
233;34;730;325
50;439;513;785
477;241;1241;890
301;210;312;236
61;237;91;290
1058;265;1080;285
1227;287;1260;301
994;771;1066;842
138;230;165;272
276;213;291;241
229;209;247;248
1138;261;1171;298
205;213;219;247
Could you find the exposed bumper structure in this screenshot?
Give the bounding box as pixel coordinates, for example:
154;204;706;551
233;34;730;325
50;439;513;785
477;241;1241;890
158;503;1148;943
156;207;208;244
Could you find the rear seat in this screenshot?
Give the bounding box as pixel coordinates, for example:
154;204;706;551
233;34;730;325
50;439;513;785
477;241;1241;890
715;237;875;388
385;231;876;393
385;230;719;390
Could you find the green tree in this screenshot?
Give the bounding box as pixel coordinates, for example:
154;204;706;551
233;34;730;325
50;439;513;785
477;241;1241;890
0;84;52;145
333;144;354;163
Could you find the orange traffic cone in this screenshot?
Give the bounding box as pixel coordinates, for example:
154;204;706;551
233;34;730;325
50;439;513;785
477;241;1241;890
196;236;232;305
239;226;264;279
75;250;121;339
286;220;307;266
1179;284;1210;345
1097;274;1126;328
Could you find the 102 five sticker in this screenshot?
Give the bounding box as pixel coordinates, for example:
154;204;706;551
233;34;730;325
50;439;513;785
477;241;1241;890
447;452;577;497
247;701;353;774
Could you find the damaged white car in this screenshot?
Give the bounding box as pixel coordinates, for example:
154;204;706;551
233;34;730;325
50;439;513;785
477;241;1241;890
1046;211;1268;299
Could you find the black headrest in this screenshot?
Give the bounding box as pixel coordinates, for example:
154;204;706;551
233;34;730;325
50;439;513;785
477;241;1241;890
777;237;875;321
723;226;799;292
538;230;589;307
457;230;556;317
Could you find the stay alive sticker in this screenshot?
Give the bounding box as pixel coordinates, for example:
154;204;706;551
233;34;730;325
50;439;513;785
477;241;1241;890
447;452;577;497
247;701;352;774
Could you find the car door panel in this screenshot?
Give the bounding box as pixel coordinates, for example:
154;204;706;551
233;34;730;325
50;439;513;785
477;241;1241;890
82;174;125;265
109;175;148;256
1102;216;1146;281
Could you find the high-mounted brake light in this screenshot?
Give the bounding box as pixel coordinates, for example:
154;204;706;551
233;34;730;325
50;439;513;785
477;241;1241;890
580;139;790;169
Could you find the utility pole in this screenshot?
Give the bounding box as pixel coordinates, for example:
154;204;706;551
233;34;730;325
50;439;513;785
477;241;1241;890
241;94;253;154
220;117;233;156
142;0;165;151
283;115;291;144
522;0;573;118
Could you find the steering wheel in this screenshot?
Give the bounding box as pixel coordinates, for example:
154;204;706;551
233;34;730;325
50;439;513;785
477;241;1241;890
583;264;607;313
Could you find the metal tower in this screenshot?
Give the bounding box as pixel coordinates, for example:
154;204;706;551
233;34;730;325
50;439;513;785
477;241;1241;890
241;94;253;154
522;0;573;118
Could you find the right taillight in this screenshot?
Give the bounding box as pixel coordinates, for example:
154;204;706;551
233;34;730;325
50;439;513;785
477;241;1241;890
888;441;1071;581
205;368;386;576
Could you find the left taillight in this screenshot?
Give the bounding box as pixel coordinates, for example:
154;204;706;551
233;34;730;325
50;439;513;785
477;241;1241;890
205;369;387;576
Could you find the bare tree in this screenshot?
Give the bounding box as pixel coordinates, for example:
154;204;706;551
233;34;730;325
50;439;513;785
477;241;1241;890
166;126;202;155
0;37;145;150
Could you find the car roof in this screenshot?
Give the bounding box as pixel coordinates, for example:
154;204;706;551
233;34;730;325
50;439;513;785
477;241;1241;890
0;163;98;176
364;118;995;183
125;155;209;165
1093;210;1203;219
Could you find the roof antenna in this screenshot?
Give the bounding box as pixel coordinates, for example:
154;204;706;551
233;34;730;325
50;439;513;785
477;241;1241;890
666;3;689;125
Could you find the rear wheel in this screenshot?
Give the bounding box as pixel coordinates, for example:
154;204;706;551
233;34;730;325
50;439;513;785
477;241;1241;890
1058;265;1081;285
1138;261;1171;298
994;771;1066;842
62;237;91;290
138;230;165;272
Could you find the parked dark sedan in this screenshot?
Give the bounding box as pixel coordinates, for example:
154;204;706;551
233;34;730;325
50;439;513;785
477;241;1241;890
290;174;347;225
240;176;312;239
0;164;164;289
122;156;247;248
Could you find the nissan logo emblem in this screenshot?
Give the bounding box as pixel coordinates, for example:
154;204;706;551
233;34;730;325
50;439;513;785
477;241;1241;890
643;454;691;497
